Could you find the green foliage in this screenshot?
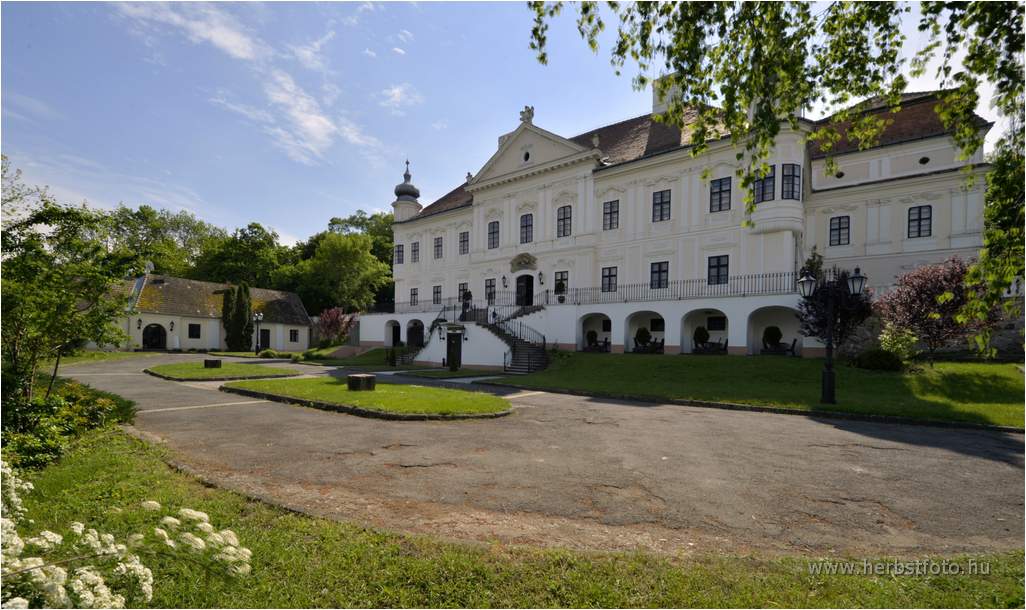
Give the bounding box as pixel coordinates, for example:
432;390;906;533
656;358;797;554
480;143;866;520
1;379;135;468
850;348;905;372
762;326;783;346
146;362;297;381
221;284;254;352
275;233;390;314
190;223;286;287
693;326;710;344
102;204;227;276
1;158;144;403
879;322;920;362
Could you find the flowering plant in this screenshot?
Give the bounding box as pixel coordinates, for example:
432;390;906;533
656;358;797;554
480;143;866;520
2;460;252;609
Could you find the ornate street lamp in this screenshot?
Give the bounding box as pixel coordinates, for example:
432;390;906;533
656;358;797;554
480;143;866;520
252;312;264;354
798;266;868;404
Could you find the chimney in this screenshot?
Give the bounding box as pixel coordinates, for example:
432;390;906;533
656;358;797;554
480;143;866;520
651;75;680;116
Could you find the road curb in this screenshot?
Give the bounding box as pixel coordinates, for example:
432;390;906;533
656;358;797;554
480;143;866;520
218;384;513;421
143;369;301;383
476;381;1023;433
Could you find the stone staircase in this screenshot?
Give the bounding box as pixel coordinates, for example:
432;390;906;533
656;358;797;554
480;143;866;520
480;322;548;374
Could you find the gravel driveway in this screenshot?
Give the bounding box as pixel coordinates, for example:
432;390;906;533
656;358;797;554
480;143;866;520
64;353;1025;556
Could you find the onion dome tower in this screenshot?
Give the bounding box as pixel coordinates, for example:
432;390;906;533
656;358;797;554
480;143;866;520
391;160;422;221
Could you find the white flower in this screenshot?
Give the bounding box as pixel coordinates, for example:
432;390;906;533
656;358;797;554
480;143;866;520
26;530;63;550
113;555;153;603
140;500;161;511
179;532;206;551
178;508;210;523
219;529;239;547
160;516;181;529
2;597;29;608
127;533;144;547
195;522;215;533
70;522;85;535
229;562;251;576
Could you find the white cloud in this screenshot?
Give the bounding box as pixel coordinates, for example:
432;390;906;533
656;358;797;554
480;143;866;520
116;3;269;61
288;30;335;72
362;48;377;58
2;93;65;122
379;83;423;115
209;92;274;124
431;120;448;131
391;47;406;55
342;15;360;26
357;2;377;13
397;29;414;44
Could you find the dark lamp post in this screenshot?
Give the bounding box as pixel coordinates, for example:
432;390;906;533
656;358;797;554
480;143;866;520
253;312;264;354
798;266;868;404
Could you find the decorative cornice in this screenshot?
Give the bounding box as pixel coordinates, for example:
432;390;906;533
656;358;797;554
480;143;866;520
466;150;600;193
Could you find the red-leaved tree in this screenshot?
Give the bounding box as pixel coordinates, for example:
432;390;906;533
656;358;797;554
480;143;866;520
876;257;995;363
318;307;356;345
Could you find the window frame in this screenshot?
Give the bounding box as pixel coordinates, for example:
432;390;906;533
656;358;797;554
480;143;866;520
188;323;201;339
707;255;729;285
487;221;500;249
484;278;496;304
829;215;851;246
394;244;404;264
710;177;731;212
649;261;669;289
432;285;442;305
602;200;619;230
520;213;533;244
556;205;572;237
289;329;299;343
753;165;775;204
554;270;568;292
409;288;418;306
411;241;420;263
458;282;468;300
652;189;671;222
782;163;801;200
907;205;932;238
458;231;469;255
601;266;618;293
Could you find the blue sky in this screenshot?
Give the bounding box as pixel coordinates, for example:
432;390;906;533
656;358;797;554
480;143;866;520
2;2;1001;244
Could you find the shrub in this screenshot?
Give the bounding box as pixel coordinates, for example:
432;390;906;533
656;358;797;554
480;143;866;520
693;326;710;344
634;327;651;346
290;353;302;363
257;349;278;358
1;380;134;468
586;330;598;346
762;326;783;345
879;322;919;362
850;348;904;371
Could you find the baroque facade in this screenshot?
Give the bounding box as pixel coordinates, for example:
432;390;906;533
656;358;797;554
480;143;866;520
359;86;989;370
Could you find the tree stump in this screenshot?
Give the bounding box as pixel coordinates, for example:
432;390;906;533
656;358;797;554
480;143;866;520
347;373;376;391
204;359;222;369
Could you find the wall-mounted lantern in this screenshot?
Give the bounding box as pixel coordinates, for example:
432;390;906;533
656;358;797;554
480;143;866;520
537;271;545;285
137;319;142;330
501;275;508;288
169;321;174;332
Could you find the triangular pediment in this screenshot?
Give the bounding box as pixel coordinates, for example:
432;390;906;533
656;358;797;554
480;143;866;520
470;122;590;186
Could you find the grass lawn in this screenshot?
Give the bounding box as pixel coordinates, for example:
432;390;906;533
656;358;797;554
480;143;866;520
146;361;300;381
19;429;1024;608
224;376;509;415
494;353;1025;428
51;350;159;366
301;347;432;370
209;351;297;358
403;369;502;379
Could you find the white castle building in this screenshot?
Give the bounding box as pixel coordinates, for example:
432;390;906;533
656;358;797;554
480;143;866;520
359;87;989;372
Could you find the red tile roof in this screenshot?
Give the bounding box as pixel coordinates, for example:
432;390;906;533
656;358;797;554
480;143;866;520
809;90;992;158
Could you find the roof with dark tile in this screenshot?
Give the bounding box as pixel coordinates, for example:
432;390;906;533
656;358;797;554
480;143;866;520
809;90;992;159
132;274;311;325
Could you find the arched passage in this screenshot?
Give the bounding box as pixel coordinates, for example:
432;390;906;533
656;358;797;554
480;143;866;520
406;319;425;348
747;306;801;355
384;320;401;347
142;323;167;350
625;310;665;353
681;309;729;354
578;313;612;351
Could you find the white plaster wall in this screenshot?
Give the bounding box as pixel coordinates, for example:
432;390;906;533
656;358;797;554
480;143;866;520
414;323;509;368
122;315;309;351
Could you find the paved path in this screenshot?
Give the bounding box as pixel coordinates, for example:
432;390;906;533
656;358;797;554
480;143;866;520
65;353;1024;556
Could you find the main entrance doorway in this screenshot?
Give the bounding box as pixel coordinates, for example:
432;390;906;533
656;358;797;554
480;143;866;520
142;324;167;350
516;274;534;307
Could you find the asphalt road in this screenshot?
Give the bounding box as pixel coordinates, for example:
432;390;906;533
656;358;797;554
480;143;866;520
64;353;1025;556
